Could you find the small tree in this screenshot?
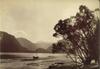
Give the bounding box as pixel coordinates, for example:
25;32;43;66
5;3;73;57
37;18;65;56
53;5;99;65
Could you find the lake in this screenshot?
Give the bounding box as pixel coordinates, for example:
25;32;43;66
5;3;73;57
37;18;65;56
0;53;72;69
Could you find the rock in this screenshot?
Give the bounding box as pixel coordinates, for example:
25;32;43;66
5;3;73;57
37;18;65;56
33;56;39;60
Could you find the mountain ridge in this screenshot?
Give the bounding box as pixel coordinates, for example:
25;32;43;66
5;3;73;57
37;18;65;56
0;31;53;53
0;31;33;52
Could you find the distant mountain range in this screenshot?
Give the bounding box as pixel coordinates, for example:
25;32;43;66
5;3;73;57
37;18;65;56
0;31;53;53
35;41;52;49
17;38;37;51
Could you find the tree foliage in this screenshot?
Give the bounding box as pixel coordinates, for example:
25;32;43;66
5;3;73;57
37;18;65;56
52;40;74;54
53;5;100;65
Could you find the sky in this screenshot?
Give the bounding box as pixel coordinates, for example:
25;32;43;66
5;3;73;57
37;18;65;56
0;0;99;43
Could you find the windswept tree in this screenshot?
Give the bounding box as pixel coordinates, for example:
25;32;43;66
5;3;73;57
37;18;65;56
52;40;74;54
53;5;99;65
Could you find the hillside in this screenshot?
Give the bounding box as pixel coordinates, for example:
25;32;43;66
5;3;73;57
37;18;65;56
17;38;37;51
0;31;33;52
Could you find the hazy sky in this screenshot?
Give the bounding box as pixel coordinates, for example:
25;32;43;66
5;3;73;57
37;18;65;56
0;0;99;43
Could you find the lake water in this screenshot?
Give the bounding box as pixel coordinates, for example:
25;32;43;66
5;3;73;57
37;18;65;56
0;52;66;58
0;53;71;69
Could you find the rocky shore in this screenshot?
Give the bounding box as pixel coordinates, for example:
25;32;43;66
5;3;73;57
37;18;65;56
48;62;99;69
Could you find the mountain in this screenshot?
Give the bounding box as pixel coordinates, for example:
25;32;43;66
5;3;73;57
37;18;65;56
17;39;52;53
47;45;53;53
0;31;32;52
17;38;37;51
35;42;53;53
35;41;52;49
35;48;50;53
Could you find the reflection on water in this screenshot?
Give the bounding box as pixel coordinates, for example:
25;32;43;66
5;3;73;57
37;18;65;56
0;53;70;69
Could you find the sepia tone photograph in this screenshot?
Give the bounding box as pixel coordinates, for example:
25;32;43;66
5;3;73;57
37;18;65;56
0;0;100;69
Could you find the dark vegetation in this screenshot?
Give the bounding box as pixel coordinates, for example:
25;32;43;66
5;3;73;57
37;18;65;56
51;5;100;68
